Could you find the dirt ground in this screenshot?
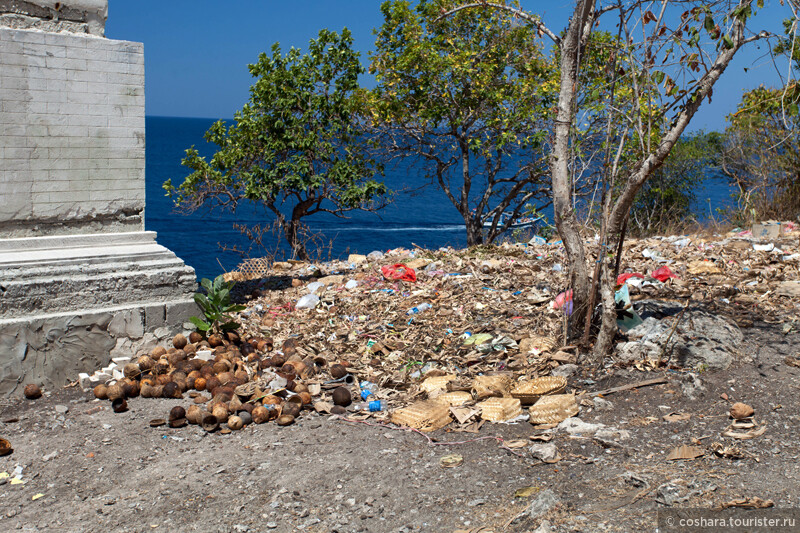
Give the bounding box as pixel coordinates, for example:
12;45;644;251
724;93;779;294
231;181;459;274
1;320;798;533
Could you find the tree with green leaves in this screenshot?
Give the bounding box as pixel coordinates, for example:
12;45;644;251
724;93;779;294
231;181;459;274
628;131;723;235
369;0;554;245
721;18;800;223
443;1;796;361
164;28;388;260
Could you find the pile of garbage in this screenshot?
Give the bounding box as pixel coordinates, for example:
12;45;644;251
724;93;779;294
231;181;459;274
79;221;799;433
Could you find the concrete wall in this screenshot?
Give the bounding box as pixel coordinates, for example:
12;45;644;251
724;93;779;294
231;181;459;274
0;28;145;237
0;0;107;35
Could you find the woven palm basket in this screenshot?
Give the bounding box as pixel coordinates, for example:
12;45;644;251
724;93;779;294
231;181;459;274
528;394;579;425
391;401;452;432
510;376;567;405
479;397;522;422
420;374;457;395
521;335;558;354
472;374;513;399
431;391;472;407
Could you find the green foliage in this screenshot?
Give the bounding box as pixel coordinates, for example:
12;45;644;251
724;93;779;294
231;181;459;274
164;28;388;259
190;275;246;335
369;0;553;244
720;19;800;224
628;132;722;235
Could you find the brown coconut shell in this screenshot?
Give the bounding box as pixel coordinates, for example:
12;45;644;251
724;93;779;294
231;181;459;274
201;414;219;432
93;384;109;400
137;356;155;372
123;363;141;380
208;334;224;348
276;414;295;426
173;334;188;350
106;384;124;401
332;386;352;407
188;331;203;344
151;346;167;358
251;406;269;424
227;415;244;430
194;377;207;391
169;406;186;421
162;382;182;399
186;405;203;425
329;364;347;380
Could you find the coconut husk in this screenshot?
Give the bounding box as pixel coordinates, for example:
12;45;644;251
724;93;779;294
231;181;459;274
478;397;522;422
391;401;452;432
528;394;579;425
510;376;567;405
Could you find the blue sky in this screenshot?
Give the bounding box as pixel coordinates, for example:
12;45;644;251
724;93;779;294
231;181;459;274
106;1;792;131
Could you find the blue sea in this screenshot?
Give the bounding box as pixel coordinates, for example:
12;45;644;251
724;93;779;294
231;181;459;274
145;116;734;281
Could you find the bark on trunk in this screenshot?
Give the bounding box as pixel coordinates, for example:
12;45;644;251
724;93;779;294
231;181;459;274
285;217;308;261
550;0;595;341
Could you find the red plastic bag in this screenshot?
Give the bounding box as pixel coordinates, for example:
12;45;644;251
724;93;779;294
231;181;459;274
651;266;678;282
616;272;645;285
381;264;416;282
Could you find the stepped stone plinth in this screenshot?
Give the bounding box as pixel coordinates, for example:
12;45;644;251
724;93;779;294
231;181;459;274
0;2;197;395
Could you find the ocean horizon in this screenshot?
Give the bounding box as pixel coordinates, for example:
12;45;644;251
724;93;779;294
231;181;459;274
145;116;734;281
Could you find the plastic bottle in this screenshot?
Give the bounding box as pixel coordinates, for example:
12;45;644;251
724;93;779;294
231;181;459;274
406;303;432;315
355;399;386;412
360;381;378;400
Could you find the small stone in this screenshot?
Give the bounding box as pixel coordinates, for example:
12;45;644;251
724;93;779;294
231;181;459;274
592;397;614;411
551;364;579;378
526;489;560;519
467;499;486;507
730;402;754;420
558;417;604;435
265;522;277;529
54;405;69;415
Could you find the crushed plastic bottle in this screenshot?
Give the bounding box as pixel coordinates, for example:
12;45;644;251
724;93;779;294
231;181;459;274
296;293;320;309
360;381;378;400
306;281;324;293
355;399;385;412
406;303;432;315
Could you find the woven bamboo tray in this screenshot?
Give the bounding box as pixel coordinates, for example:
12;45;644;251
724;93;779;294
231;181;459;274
528;394;579;425
472;374;512;399
479;397;522;422
391;401;452;432
431;391;472;407
510;376;567;405
420;374;457;394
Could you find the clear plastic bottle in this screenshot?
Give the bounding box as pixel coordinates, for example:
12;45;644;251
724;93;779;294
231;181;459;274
360;381;378;400
355;399;386;412
406;303;432;315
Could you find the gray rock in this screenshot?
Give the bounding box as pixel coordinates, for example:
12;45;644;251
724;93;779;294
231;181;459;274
533;520;553;533
592;397;614;411
551;364;579;378
527;489;561;519
528;443;560;463
615;300;742;370
558;417;604;435
54;405;69;414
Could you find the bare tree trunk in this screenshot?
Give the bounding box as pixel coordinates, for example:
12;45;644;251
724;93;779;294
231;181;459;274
285;217;308;261
550;0;595;340
592;17;755;361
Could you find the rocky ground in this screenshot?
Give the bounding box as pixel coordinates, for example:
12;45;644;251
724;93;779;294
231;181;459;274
1;228;799;532
1;321;798;532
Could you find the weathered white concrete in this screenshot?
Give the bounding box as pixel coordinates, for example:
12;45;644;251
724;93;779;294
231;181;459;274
0;27;144;237
0;0;107;35
0;20;199;396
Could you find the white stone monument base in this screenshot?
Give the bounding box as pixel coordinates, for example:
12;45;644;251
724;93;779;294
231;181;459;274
0;231;198;396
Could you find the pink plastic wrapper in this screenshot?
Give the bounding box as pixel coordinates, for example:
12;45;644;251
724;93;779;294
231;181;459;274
552;289;574;315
